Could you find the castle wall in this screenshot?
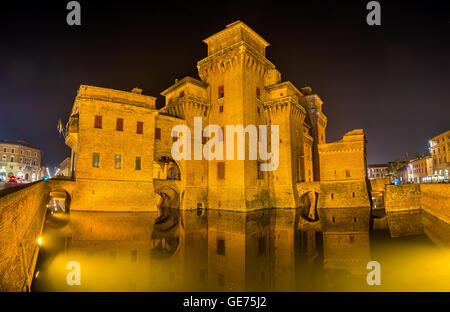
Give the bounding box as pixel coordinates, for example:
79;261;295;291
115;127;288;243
385;183;450;239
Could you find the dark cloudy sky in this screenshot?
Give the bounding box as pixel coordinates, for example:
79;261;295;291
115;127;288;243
1;0;449;169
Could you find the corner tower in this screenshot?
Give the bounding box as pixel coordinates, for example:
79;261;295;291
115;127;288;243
197;21;275;210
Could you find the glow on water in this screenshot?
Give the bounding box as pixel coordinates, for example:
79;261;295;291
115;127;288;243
31;209;450;292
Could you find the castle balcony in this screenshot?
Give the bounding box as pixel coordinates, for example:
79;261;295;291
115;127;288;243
65;114;79;148
263;96;306;120
161;95;210;118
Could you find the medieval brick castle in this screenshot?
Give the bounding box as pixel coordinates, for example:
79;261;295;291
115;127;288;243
65;21;369;213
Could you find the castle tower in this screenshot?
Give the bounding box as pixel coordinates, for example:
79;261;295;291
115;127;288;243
197;21;275;211
299;87;327;181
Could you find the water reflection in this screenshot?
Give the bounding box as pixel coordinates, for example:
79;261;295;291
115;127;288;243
31;207;450;292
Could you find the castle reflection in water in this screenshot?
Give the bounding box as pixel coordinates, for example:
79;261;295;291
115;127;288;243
32;206;450;292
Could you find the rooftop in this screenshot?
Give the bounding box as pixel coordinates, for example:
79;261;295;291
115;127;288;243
0;139;41;151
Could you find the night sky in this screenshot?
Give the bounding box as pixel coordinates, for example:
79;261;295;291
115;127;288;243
1;0;449;169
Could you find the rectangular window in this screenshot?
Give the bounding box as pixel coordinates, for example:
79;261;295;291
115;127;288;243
116;118;123;131
10;156;14;162
137;121;144;134
218;162;225;179
3;148;6;153
218;85;224;98
256;87;261;99
92;153;100;167
135;156;141;170
172;131;178;142
219;105;223;113
114;154;121;169
217;239;225;255
179;90;184;98
94;116;102;129
155;127;161;140
168;97;173;104
131;250;137;263
199;269;207;282
346;170;351;177
11;148;15;154
257;162;264;180
217;273;225;287
258;236;266;255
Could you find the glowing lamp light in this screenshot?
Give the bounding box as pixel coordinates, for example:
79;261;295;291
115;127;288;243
37;237;42;246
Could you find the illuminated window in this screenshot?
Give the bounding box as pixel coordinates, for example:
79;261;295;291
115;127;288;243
114;155;121;169
92;153;100;167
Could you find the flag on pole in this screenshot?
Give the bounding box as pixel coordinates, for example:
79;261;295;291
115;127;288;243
57;119;64;137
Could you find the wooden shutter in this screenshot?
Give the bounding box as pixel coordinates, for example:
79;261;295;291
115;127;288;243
218;162;225;179
137;121;144;134
155;127;161;139
218;85;224;98
94;116;102;128
116;118;123;131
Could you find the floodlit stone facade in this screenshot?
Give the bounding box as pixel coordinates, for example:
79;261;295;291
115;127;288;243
429;130;450;181
65;21;369;212
0;140;42;182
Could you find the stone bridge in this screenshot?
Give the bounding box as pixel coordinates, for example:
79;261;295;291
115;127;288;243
0;178;75;291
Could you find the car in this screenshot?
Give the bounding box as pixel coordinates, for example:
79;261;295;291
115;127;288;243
6;175;19;184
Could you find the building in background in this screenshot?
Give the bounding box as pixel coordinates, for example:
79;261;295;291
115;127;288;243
58;157;71;177
410;155;432;183
397;164;413;184
367;164;388;179
429;130;450;182
0;140;42;182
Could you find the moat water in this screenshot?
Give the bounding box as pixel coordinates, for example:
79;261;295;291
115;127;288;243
31;204;450;292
